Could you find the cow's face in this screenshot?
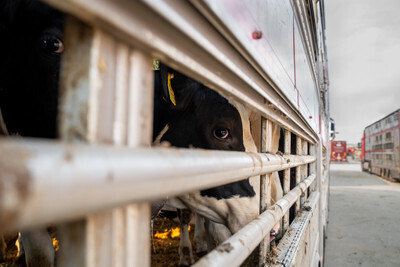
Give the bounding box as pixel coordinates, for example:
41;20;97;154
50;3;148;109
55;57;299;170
154;64;245;151
159;82;245;152
188;87;245;151
0;0;64;138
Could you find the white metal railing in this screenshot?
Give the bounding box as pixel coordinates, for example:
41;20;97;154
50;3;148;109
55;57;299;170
194;175;317;266
0;138;315;233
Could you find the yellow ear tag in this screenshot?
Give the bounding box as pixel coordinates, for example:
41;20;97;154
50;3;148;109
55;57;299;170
152;59;160;70
167;72;176;106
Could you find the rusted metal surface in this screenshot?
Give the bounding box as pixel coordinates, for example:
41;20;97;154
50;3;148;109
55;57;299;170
193;174;316;267
259;118;272;265
0;138;315;233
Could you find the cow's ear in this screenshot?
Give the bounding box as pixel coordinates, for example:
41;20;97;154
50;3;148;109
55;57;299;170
155;62;192;109
154;62;174;106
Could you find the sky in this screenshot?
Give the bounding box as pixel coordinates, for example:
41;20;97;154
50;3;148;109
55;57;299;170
325;0;400;144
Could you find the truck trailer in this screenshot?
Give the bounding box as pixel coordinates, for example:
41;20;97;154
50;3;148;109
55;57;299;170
361;109;400;181
0;0;331;266
331;140;347;162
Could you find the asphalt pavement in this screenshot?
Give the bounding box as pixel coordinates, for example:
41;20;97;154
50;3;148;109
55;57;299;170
325;162;400;266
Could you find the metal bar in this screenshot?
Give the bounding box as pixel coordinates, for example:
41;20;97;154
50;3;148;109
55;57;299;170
301;139;309;205
316;141;325;265
260;119;273;213
295;136;302;213
85;48;153;267
282;129;291;233
57;17;95;267
193;174;316;267
57;16;153;266
0;138;316;233
309;144;316;191
40;0;317;145
83;28;124;266
123;49;153;267
259;119;273;265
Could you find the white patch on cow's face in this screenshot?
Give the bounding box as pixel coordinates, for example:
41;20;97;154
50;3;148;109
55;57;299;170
227;100;258;154
226;99;283;208
227;99;261;207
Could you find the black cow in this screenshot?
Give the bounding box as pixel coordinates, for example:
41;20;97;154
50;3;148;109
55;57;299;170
0;0;64;138
0;0;64;266
152;63;261;265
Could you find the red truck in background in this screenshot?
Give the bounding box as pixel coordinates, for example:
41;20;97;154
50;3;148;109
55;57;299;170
331;140;347;162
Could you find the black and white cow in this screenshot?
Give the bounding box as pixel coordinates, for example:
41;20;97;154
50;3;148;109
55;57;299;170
152;63;283;265
0;0;64;266
152;63;256;264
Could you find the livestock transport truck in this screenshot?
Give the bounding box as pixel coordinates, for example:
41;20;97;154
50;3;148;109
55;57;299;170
361;109;400;181
330;140;347;162
0;0;330;266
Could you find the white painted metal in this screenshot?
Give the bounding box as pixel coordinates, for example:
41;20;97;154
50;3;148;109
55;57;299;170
54;15;154;266
274;192;320;266
259;118;273;265
193;174;316;267
301;138;309;205
295;136;302;213
283;129;292;233
0;138;316;233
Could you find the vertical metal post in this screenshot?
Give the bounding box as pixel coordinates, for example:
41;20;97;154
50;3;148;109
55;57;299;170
282;129;291;233
310;144;316;191
123;49;153;267
301;140;308;202
317;140;324;265
57;16;152;267
295;136;302;213
57;17;94;267
259;118;273;266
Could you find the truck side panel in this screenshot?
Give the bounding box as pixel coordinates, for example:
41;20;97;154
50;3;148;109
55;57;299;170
363;110;400;180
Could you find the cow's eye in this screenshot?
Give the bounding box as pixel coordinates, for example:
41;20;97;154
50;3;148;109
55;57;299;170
214;128;230;140
40;34;64;54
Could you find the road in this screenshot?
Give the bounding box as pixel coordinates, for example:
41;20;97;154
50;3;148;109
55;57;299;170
325;162;400;266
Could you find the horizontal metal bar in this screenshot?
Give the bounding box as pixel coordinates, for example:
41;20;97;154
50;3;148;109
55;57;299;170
193;173;316;267
0;138;315;232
